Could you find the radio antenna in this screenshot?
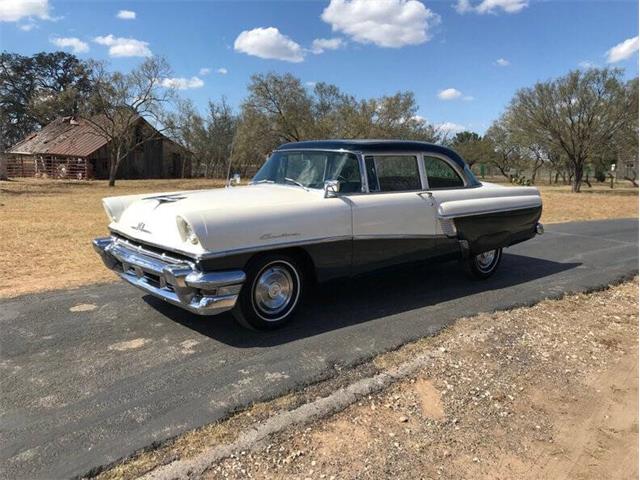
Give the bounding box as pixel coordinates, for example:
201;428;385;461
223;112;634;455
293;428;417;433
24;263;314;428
225;129;238;188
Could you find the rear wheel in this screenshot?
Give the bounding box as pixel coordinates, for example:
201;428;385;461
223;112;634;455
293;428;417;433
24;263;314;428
465;247;502;279
232;254;303;330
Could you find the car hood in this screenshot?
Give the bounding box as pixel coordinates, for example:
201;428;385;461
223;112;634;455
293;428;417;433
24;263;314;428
105;184;351;257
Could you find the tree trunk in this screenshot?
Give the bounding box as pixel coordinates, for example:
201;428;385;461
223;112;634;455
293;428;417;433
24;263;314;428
108;146;121;187
571;161;584;193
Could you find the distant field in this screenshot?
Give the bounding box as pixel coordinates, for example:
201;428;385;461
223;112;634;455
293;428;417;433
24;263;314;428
0;178;637;298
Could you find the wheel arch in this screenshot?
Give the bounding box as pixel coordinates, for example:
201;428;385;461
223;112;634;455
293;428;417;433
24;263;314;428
246;247;317;286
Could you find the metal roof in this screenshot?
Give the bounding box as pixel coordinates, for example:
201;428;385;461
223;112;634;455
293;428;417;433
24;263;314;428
8;116;110;158
275;139;467;168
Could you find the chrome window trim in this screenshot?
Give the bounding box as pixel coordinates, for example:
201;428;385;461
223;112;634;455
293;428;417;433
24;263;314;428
421;152;468;189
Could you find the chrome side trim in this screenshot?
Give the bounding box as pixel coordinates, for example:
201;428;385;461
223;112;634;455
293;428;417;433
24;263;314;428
352;234;445;240
195;235;354;260
93;237;245;316
438;204;542;219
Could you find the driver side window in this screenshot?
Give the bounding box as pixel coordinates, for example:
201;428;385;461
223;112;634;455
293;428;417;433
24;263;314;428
326;153;362;193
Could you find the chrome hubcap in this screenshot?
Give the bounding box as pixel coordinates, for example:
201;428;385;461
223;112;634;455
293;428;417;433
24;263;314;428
475;250;497;272
253;265;294;316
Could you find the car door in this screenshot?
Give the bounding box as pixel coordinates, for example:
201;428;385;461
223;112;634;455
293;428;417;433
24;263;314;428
348;153;439;272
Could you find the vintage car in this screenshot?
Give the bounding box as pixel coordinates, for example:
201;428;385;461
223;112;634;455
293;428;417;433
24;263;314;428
94;140;543;329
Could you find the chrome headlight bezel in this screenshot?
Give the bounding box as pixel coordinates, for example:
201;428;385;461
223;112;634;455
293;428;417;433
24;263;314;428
176;216;200;245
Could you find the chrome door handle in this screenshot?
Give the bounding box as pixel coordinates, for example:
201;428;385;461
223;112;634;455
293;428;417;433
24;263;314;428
417;191;435;206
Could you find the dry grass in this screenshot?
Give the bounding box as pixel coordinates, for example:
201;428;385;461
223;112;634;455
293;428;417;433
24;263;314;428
0;178;224;298
538;185;638;224
0;178;637;298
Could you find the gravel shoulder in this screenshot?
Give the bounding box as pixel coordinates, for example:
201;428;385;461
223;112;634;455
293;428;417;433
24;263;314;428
97;279;638;480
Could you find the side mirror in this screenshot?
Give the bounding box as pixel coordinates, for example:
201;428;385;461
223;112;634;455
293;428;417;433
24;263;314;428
324;179;341;198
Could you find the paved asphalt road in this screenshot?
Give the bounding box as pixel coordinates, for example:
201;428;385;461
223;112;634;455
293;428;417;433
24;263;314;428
1;218;638;480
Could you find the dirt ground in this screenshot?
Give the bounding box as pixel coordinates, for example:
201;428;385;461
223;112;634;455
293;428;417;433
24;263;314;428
95;279;638;480
206;280;639;480
0;178;637;298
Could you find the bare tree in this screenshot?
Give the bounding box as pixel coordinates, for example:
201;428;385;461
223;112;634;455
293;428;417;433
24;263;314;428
232;73;441;173
507;68;633;192
81;57;174;186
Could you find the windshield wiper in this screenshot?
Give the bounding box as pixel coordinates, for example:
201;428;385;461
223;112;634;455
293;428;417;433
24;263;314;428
251;179;274;184
284;177;309;191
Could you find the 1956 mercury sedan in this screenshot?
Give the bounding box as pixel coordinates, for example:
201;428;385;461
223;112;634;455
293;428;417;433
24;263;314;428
94;140;543;329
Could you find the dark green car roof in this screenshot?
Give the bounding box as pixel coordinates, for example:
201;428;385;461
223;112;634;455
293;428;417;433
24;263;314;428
276;139;468;169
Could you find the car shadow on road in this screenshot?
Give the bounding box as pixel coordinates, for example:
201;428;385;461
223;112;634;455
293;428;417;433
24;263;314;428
142;253;580;348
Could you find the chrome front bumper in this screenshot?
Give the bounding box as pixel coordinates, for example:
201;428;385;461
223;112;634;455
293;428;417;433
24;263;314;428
93;237;245;315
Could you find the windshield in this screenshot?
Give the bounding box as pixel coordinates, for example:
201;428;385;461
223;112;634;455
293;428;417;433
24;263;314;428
252;150;363;192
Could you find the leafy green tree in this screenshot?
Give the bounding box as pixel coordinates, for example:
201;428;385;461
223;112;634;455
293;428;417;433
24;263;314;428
0;51;93;150
448;131;492;167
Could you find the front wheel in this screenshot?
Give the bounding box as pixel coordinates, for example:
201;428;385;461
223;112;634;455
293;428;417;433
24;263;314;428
465;248;503;279
232;254;304;330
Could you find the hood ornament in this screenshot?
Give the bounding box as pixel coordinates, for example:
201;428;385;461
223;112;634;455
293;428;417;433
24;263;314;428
143;194;187;208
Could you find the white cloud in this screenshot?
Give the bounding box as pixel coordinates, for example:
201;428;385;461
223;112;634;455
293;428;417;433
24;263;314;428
321;0;440;48
305;81;317;87
438;88;462;100
116;10;136;20
216;67;228;75
455;0;528;15
495;57;510;66
50;36;89;54
18;21;37;31
0;0;50;22
606;36;639;63
436;122;466;135
311;37;345;54
234;27;304;62
578;60;597;69
160;76;204;90
94;34;152;57
199;67;211;76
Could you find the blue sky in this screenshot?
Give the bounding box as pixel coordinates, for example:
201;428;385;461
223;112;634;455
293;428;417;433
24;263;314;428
1;0;638;134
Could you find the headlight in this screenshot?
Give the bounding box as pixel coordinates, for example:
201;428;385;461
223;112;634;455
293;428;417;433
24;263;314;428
176;216;200;245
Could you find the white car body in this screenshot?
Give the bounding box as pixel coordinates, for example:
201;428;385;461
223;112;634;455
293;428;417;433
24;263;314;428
94;140;543;321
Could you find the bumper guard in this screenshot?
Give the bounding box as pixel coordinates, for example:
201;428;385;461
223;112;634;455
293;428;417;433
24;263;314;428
93;237;245;316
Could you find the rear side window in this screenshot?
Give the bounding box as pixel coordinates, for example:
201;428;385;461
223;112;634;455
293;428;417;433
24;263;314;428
424;155;464;188
365;155;421;192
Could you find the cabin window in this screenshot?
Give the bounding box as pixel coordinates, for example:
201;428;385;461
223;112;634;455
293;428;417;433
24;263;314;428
325;153;362;193
423;155;464;188
365;155;421;192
